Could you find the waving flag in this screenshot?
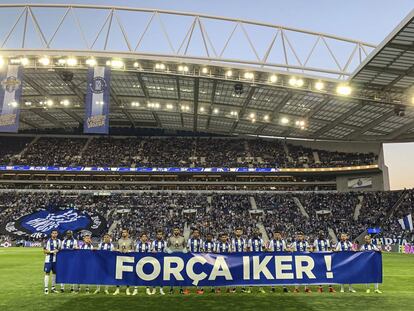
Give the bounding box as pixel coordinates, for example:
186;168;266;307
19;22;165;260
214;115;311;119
0;65;23;132
84;66;110;134
398;214;413;231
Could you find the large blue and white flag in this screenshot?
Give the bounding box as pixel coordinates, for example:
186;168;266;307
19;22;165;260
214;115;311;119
398;214;413;232
84;66;110;134
0;65;23;132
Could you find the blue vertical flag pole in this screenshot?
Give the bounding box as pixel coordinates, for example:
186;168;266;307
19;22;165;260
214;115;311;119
84;66;111;134
0;65;23;133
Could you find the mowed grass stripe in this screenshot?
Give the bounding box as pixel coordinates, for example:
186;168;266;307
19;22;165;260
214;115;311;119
0;248;413;311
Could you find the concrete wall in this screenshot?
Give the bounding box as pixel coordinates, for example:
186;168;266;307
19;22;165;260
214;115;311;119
285;139;382;155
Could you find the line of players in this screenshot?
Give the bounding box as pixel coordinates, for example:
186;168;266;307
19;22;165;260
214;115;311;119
43;227;382;295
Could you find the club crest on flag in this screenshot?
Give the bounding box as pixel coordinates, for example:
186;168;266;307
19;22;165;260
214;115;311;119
90;76;107;94
1;76;21;93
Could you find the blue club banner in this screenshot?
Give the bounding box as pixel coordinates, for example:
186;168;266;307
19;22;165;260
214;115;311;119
84;66;110;134
0;165;280;173
0;65;23;132
56;250;382;286
0;208;107;237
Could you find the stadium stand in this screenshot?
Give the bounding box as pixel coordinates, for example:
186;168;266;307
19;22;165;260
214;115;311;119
0;190;412;242
0;135;378;168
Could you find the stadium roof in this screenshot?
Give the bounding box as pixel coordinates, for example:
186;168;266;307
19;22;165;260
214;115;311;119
1;4;414;142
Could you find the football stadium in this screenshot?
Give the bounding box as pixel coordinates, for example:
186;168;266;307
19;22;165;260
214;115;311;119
0;1;414;311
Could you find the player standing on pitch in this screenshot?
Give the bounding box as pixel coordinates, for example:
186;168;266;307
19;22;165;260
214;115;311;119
313;230;335;293
167;227;187;294
133;232;152;296
267;229;289;293
335;233;356;293
113;229;133;296
214;233;231;294
291;231;311;293
60;230;78;293
43;229;61;294
231;227;247;293
151;230;167;295
360;235;382;294
187;228;204;294
247;229;266;294
94;233;113;295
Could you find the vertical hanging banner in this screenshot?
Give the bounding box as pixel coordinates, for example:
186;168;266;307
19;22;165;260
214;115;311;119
0;65;23;133
84;66;110;134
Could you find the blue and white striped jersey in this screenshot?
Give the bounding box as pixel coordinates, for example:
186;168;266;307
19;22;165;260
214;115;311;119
215;241;231;253
268;239;286;252
248;238;264;252
151;240;166;253
98;242;113;251
136;241;151;253
203;241;215;253
187;238;203;252
360;243;379;251
81;243;94;250
292;240;309;252
335;241;353;251
44;238;61;263
61;238;78;250
231;238;246;252
313;239;331;252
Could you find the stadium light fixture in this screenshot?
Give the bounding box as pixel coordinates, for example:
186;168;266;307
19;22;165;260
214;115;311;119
133;62;140;68
39;56;50;66
108;60;124;69
315;81;325;91
199;107;205;113
166;103;173;109
154;103;160;109
201;67;209;74
281;117;289;124
25;101;32;106
230;111;238;116
155;63;166;70
95;101;104;106
9;101;18;108
20;57;29;66
336;85;352;96
46;99;53;107
213;108;219;114
225;70;232;78
57;59;66;65
178;65;189;72
251;118;256;123
263;115;269;121
86;58;97;67
60;99;70;106
269;75;278;83
66;58;77;67
249;112;256;119
289;77;304;87
11;57;29;66
131;102;140;107
244;72;254;80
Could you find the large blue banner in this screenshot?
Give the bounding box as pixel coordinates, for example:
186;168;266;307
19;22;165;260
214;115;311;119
84;66;110;134
0;208;107;237
0;65;23;132
56;250;382;286
0;166;280;173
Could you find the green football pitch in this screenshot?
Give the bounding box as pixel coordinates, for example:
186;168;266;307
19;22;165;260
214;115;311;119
1;248;413;311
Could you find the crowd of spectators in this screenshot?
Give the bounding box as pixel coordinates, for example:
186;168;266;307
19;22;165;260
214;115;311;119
0;190;412;242
0;135;377;168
